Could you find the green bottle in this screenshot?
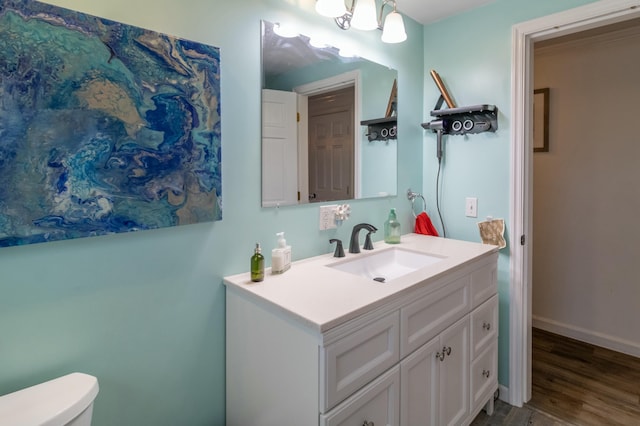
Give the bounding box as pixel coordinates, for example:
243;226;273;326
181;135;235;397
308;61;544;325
384;208;401;244
251;243;264;282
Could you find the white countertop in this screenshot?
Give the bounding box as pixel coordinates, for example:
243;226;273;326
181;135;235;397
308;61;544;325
224;233;497;333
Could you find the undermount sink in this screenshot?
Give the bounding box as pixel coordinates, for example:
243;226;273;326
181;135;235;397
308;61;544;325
328;247;445;282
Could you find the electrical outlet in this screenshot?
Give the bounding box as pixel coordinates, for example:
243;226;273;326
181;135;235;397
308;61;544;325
465;197;478;218
319;205;338;230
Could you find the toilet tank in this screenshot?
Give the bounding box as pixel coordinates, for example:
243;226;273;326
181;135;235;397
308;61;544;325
0;373;99;426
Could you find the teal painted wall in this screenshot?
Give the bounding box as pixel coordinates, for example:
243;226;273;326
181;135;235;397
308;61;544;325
421;0;599;386
1;0;611;423
0;0;423;424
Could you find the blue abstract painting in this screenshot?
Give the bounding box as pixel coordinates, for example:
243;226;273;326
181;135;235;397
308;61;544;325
0;0;221;247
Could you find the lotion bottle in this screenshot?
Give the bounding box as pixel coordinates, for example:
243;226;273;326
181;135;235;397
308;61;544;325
250;243;264;282
384;208;401;244
271;232;291;274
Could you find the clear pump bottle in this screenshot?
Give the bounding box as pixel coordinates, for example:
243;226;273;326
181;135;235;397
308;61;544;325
384;208;401;244
271;232;291;274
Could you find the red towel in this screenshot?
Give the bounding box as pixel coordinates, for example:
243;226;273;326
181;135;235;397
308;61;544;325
415;212;439;236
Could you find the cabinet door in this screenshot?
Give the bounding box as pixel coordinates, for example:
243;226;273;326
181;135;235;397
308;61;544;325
400;336;440;426
439;316;470;426
320;366;400;426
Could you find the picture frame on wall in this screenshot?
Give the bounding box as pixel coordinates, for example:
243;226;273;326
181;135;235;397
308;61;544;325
533;88;550;152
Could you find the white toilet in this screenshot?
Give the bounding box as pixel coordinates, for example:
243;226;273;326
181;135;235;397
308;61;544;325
0;373;99;426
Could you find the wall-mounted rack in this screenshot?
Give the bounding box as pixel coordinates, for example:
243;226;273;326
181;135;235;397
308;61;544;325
421;104;498;161
361;117;397;142
421;104;498;136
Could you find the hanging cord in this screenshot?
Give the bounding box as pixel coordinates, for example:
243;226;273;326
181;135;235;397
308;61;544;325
435;157;447;237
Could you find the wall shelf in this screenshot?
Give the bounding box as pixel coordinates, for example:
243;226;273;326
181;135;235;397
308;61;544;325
361;117;397;142
422;104;498;136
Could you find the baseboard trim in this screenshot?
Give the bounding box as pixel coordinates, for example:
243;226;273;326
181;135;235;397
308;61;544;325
498;384;510;404
532;316;640;358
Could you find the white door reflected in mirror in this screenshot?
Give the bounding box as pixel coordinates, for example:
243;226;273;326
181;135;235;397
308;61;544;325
262;89;298;208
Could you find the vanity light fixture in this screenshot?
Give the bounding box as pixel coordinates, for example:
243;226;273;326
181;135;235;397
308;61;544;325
315;0;407;43
315;0;346;18
350;0;378;30
380;2;407;43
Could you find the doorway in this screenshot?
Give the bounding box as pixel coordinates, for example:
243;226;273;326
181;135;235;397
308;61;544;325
295;70;362;201
308;86;355;202
509;0;640;407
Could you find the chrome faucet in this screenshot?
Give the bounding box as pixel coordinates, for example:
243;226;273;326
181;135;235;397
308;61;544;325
349;223;378;254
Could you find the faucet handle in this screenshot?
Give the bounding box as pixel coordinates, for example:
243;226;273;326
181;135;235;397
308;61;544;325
329;239;345;258
363;231;375;250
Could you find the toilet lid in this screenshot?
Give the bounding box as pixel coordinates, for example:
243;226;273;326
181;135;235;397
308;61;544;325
0;372;99;426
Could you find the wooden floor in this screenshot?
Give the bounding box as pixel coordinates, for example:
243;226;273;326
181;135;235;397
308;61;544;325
529;328;640;425
471;398;571;425
472;328;640;425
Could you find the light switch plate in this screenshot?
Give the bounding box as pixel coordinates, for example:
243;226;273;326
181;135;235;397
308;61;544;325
319;205;338;230
465;197;478;218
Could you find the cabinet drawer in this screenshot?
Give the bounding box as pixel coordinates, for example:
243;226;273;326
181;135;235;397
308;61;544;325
470;344;498;415
400;275;470;357
471;260;497;308
321;366;400;426
471;294;499;358
321;311;400;412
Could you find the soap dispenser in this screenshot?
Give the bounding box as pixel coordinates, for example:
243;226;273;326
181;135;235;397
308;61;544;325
384;208;401;244
271;232;291;274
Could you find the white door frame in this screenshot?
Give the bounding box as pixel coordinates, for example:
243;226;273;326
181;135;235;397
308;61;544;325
509;0;640;407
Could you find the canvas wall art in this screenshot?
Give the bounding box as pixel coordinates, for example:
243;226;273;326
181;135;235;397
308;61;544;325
0;0;221;247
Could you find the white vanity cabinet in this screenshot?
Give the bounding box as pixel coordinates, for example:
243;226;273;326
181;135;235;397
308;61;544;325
225;237;498;426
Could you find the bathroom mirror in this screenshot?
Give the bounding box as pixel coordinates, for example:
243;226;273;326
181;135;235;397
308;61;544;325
261;20;398;207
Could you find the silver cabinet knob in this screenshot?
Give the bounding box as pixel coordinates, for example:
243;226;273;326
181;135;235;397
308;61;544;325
362;421;375;426
436;346;452;361
483;322;491;330
482;369;491;378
